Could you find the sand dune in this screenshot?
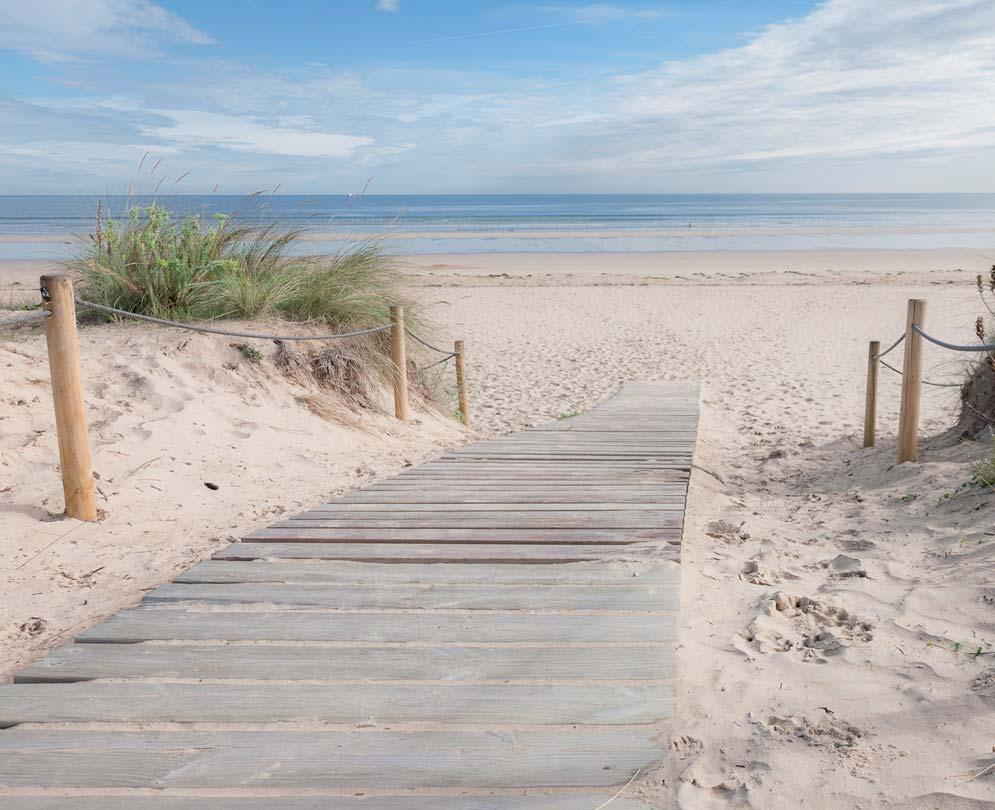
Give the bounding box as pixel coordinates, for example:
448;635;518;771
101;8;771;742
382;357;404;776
0;320;465;676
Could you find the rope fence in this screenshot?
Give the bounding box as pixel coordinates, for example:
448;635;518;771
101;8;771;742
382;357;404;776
872;332;904;360
11;273;471;521
418;352;458;371
405;328;453;355
405;327;461;374
75;298;395;340
911;324;995;353
863;298;991;463
0;310;50;328
875;342;963;388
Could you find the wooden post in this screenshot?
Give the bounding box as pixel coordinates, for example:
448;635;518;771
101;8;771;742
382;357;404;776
896;299;926;463
863;340;879;448
454;339;470;427
389;305;409;421
41;274;98;521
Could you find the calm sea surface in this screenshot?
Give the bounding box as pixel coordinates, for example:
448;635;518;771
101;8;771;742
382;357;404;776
1;194;993;258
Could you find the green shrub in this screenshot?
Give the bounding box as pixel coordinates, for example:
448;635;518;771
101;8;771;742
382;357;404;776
69;203;441;404
73;204;417;331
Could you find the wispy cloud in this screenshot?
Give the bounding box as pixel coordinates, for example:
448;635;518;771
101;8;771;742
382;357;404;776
593;0;995;173
136;109;374;158
376;0;400;12
0;0;213;63
3;0;995;192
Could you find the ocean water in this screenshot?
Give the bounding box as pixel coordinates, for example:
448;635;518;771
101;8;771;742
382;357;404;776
1;194;993;259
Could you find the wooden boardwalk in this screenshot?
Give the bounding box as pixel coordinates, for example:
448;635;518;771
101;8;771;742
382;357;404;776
0;382;699;808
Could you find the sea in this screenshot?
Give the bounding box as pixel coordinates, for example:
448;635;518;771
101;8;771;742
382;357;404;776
1;194;994;259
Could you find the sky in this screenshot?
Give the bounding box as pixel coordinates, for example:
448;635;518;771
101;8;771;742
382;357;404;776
1;0;995;195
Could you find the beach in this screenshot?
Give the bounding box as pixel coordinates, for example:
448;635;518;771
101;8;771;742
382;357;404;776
2;246;994;807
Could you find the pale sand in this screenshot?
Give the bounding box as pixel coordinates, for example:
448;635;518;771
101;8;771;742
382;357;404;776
2;250;994;807
406;248;992;287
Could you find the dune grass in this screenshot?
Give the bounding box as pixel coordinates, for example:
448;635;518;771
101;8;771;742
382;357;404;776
70;203;434;406
73;204;416;331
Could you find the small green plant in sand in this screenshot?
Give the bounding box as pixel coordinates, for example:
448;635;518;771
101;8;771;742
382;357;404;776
939;432;995;502
234;343;262;363
971;436;995;487
557;410;580;420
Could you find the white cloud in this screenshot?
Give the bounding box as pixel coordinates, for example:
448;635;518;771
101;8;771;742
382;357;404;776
5;0;995;192
139;109;374;158
588;0;995;174
376;0;400;12
0;0;213;63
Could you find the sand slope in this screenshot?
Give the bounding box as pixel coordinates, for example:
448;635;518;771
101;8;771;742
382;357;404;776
0;320;465;677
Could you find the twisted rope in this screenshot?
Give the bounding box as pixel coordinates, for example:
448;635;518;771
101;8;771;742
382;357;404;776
0;310;50;328
877;359;963;388
405;328;451;355
873;333;905;360
74;298;392;341
418;352;457;371
911;324;995;353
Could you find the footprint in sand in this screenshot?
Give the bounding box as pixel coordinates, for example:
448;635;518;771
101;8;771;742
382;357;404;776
737;592;874;659
704;518;750;545
760;714;863;749
970;668;995;696
740;560;780;586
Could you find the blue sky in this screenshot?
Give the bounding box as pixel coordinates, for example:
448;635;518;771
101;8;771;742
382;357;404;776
2;0;995;194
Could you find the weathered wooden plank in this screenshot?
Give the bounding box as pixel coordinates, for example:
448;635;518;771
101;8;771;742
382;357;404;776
15;643;676;683
286;513;683;526
0;729;660;789
243;527;674;544
389;475;686;480
213;542;680;563
0;797;653;810
307;503;684;512
414;461;689;467
444;446;691;452
357;482;688;489
177;559;679;585
141;581;679;611
76;610;677;643
0;682;673;726
387;473;687;479
368;478;684;483
443;455;692;461
361;482;688;488
335;494;684;504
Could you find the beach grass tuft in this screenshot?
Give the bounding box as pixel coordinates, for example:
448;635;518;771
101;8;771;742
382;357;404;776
947;265;995;440
73;203;414;329
71;202;438;407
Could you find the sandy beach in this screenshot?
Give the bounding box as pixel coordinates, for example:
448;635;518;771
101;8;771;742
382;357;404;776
2;250;994;807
